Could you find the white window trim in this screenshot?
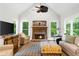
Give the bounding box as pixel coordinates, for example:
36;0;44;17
51;21;58;36
21;21;29;35
13;21;18;34
65;19;72;35
64;18;78;35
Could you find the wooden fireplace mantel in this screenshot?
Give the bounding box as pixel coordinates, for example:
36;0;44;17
32;21;47;40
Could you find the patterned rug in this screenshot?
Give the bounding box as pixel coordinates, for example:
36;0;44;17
15;42;41;56
15;42;67;56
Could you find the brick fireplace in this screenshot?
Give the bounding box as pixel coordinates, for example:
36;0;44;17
32;21;47;39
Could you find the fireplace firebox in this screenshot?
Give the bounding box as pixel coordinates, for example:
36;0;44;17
34;32;46;39
35;34;45;39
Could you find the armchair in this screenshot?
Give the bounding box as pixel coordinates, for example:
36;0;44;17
0;44;13;56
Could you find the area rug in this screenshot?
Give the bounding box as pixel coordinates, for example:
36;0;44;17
15;42;67;56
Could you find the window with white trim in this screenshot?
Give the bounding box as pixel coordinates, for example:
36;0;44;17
14;21;16;34
66;20;70;35
64;16;79;36
51;22;57;36
73;17;79;36
22;22;29;35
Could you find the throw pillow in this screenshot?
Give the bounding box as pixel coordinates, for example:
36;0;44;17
19;33;29;40
0;36;4;45
65;35;76;44
77;43;79;47
75;37;79;46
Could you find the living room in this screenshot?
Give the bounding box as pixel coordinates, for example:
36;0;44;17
0;3;79;56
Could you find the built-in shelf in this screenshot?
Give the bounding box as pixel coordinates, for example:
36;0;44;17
33;21;47;26
32;26;47;28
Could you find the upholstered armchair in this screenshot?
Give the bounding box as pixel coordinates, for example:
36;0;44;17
18;33;30;45
0;44;13;56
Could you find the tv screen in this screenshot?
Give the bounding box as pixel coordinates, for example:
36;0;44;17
0;21;14;35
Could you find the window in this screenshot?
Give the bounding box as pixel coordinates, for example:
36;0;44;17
64;16;79;36
66;21;70;35
22;22;29;35
14;22;16;34
73;17;79;36
51;22;57;36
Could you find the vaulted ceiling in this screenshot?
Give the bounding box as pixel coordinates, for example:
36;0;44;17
0;3;33;19
48;3;79;18
0;3;79;20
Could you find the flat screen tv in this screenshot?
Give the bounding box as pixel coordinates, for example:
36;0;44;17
0;21;14;35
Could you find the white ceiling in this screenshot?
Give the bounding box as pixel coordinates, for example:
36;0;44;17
0;3;79;20
47;3;79;18
0;3;33;19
